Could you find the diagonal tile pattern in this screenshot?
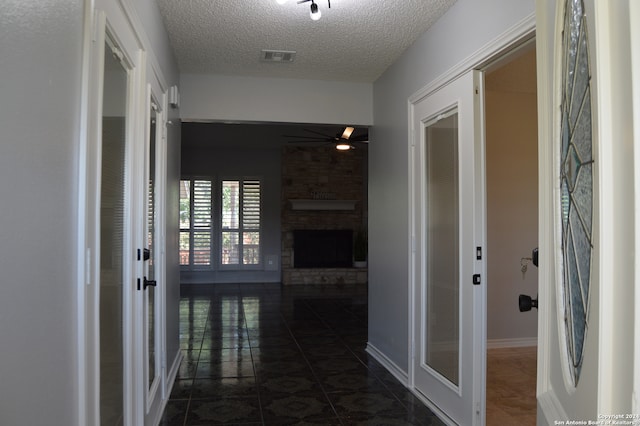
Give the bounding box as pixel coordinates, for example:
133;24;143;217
160;283;444;425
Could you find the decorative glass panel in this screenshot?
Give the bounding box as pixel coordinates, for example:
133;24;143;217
559;0;593;385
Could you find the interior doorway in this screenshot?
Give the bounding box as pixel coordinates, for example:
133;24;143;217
483;44;539;425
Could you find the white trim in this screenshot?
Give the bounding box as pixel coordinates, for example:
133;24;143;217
486;338;537;349
534;0;563;410
630;0;640;414
365;343;409;385
76;0;96;423
538;388;570;425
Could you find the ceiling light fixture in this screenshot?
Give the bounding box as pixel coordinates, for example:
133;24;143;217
309;1;321;20
283;0;330;21
335;142;352;151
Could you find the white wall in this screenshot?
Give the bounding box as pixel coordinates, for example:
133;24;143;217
369;0;535;373
0;1;83;423
180;73;373;126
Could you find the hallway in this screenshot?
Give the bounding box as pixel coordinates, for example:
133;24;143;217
160;283;443;425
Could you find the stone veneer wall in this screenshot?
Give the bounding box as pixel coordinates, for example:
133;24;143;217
281;146;367;285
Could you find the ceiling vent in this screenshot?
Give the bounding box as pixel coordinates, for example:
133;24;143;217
261;50;296;63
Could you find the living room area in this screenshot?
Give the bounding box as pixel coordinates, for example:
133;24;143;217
179;121;369;287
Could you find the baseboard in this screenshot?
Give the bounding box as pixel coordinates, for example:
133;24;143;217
487;337;538;349
365;342;409;385
165;349;183;398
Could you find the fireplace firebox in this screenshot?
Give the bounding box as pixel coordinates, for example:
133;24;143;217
294;230;353;268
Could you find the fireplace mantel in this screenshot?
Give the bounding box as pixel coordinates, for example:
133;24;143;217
289;199;357;211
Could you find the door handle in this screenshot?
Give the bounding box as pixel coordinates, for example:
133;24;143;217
143;276;157;290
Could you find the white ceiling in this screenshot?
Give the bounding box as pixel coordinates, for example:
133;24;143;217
156;0;458;83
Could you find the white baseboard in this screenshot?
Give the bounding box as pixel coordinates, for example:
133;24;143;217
365;342;409;385
165;349;183;397
487;337;538;349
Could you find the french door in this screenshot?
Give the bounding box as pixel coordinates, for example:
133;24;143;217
410;70;486;425
84;3;167;424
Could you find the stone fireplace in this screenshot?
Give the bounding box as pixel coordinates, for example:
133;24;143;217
281;146;367;285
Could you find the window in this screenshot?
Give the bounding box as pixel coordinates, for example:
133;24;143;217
180;177;261;270
180;179;212;267
221;179;261;267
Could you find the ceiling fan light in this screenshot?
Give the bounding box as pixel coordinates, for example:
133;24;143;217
310;2;321;20
336;143;351;150
341;126;354;140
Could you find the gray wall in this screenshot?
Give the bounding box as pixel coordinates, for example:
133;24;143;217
369;0;535;372
0;0;83;423
180;123;282;284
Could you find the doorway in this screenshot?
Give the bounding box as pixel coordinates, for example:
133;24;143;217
484;45;538;425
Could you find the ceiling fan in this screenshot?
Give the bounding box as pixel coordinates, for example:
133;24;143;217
283;126;369;150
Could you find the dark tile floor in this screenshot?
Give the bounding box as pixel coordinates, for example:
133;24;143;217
160;283;444;426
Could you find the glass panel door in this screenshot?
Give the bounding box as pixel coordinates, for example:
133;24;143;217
100;38;128;426
411;70;486;425
425;111;460;386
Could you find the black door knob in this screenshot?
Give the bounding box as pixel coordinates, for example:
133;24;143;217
519;294;538;311
143;277;157;290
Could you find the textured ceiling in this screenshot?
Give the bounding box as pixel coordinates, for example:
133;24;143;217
156;0;458;83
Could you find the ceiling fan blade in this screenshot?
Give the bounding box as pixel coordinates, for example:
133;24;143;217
297;0;312;3
341;126;355;140
349;134;369;142
283;134;330;140
303;128;335;139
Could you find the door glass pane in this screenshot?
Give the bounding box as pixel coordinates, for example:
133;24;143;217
425;111;460;386
100;39;127;425
147;106;157;388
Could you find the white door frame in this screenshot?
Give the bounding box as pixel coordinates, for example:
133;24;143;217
407;14;536;426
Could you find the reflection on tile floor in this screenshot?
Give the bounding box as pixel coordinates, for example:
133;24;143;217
160;283;444;425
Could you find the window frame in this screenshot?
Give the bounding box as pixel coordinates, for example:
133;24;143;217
179;177;213;270
219;176;263;270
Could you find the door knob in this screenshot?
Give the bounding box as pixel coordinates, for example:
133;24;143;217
519;294;538;311
143;276;157;290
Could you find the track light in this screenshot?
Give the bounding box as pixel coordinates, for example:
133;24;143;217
310;1;321;20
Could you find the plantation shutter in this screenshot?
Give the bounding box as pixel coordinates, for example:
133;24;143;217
192;180;212;265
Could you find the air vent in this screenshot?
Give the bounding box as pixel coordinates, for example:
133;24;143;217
261;49;296;63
